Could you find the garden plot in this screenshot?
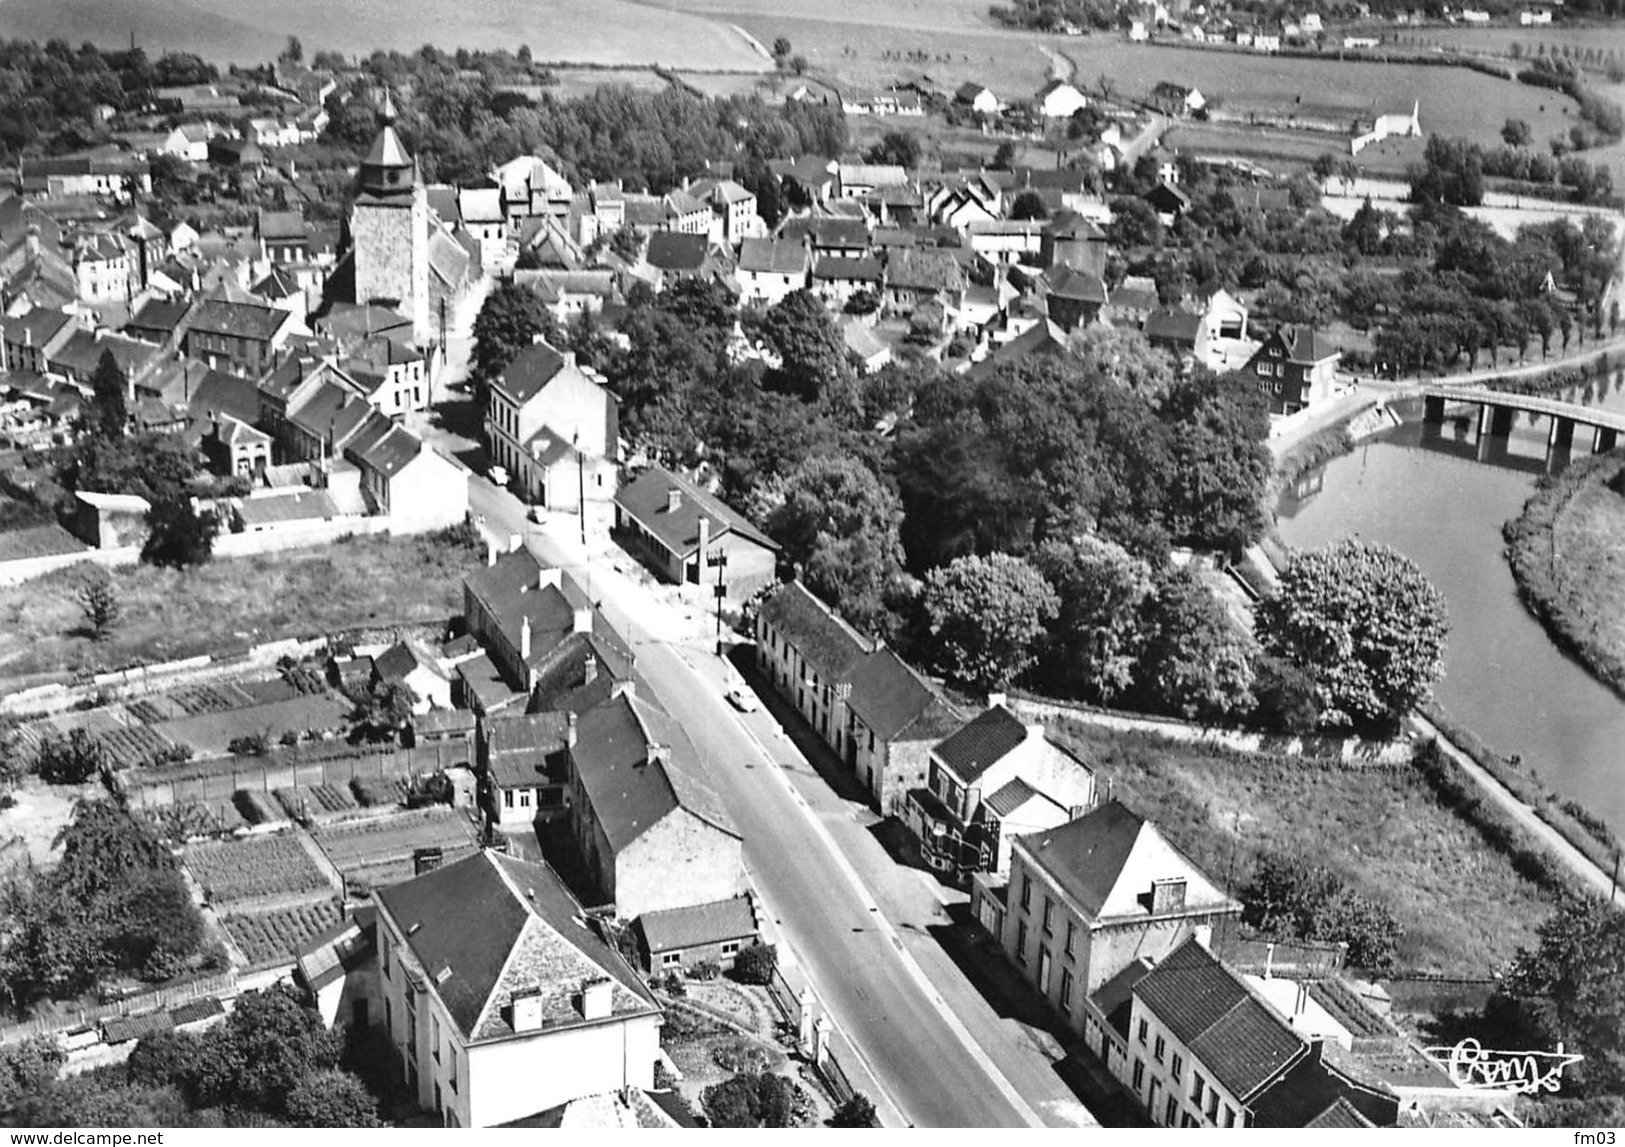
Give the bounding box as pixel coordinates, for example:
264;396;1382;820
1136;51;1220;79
157;694;350;756
313;807;479;893
183;832;335;908
223;900;343;970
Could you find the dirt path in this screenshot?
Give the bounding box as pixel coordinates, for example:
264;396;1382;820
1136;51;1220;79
1038;44;1073;82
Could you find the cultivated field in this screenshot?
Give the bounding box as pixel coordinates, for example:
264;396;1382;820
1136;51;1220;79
0;0;773;69
156;694;350;756
312;806;479;893
0;531;471;697
1169;121;1427;176
183;832;334;908
1408;24;1625;60
549;68;671;99
1049;722;1553;976
223;900;344;969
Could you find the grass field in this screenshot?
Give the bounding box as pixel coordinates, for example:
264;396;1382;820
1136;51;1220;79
1167;121;1426;176
549;68;671;99
1048;721;1553;976
156;694;350;755
0;531;473;698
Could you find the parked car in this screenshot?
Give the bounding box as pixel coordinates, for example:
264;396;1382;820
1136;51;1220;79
725;688;759;713
490;465;510;487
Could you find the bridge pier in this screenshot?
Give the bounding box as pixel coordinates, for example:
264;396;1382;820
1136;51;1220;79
1478;403;1514;438
1594;426;1620;454
1423;395;1446;425
1549;417;1576;451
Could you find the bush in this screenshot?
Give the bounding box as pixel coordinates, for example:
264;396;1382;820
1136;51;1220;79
0;1036;67;1112
1241;851;1403;973
688;960;721;982
731;941;778;986
701;1072;805;1128
228;733;269;757
831;1091;878;1127
711;1039;774;1074
35;729;105;785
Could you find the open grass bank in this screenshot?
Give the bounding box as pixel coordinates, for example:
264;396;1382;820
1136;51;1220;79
1048;721;1552;976
0;531;476;697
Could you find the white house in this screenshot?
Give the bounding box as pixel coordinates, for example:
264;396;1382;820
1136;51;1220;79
1520;6;1553;22
484;339;619;511
1037;80;1090;119
343;414;470;533
736;238;809;307
373;850;663;1127
955;82;1001;116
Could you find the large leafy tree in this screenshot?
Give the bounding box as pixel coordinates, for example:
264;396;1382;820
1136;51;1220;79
285;1069;383;1128
757;288;860;416
85;350;128;441
1158;370;1271;556
1241;852;1402;973
918;553;1058;692
1032;534;1154;705
702;1072;805;1128
141;499;218;569
1256;539;1448;730
1136;565;1254;721
470;279;558;394
763;456;908;638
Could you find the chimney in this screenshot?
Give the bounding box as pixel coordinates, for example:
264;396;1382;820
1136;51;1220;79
580;977;612;1021
566;710;578;748
572;605;592;635
1150;878;1187;915
486;538;499;567
986;692;1007;709
1293;979;1309;1020
611;678;636;701
1193;922;1213;950
520;615;532;660
696;516;710;572
582;654;598;685
1264;941;1275;980
643;742;670;769
666;486;681;512
537;567;562;590
511;987;545;1033
508;532;523;553
25;223;39;258
413;846;443;875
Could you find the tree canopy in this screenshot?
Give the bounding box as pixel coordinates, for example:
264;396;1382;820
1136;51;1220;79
919;553;1058;692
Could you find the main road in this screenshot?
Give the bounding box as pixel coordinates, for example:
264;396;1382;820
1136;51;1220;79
467;481;1060;1128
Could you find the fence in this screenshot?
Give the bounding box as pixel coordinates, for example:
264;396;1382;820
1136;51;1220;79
119;742;471;811
0;970;238;1046
760;965;873;1120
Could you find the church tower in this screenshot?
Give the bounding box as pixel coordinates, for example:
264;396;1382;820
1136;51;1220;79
350;91;430;343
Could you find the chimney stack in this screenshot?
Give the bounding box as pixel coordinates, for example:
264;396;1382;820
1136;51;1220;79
1264;941;1275;980
511;988;545;1032
566;710;578;748
520;614;532;660
666;486;681;513
580;977;612;1021
583;654;598;685
644;743;669;769
696;516;710;572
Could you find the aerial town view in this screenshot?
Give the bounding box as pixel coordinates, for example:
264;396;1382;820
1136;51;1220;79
0;0;1622;1132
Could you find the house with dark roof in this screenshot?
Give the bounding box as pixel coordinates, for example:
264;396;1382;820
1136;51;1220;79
613;467;779;602
639;895;758;974
1041;210;1109;278
1;307;80;376
370;850;663;1126
905;701;1097;884
1145;180;1192;223
479;710;572;828
810;255;882;308
1246;326;1341;415
567;690;745;921
123;295;195;352
974;800;1241;1069
374;637;453;713
486;338;619;511
1043;265;1109;331
735;237;808;307
182;297;299;375
643;231;727;291
341;411;467;533
755;579;874;759
1123;936;1399;1128
883;247;966;313
844;646;965;815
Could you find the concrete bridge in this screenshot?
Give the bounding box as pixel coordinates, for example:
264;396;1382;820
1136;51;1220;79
1422;385;1625;465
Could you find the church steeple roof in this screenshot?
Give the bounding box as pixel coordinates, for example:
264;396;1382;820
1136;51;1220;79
358;89;418;198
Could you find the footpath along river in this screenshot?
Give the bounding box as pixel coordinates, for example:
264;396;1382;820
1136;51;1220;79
1277;372;1625;837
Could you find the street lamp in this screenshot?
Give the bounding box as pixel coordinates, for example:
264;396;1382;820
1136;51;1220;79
707;546;728;657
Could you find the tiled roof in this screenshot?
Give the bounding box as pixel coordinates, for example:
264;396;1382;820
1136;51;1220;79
1134;937;1306;1101
985;776;1039;818
570;692;737;851
885;248;964;294
806;216;870;248
757;581;872;679
644;231;708;272
812;255;882;283
237;489;339;526
168;995;226;1027
296;916;375;992
125;297;193;339
844;646;960;743
639;895;756;953
347;419;426;479
737;237;807;276
188;298;289;342
837;163;908;188
496;340;567;405
1090;956;1154;1039
374;637;442;684
1145;307;1204;345
485;711;570;789
932;704;1027;783
257;210;306;242
1306;1099;1373;1129
102;1010;173;1044
376;851;657;1043
1045;210;1107;241
1046;265;1107;303
1282;326;1340;364
613;466;778;559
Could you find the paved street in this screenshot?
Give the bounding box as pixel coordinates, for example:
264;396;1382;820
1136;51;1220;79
466;479;1095;1128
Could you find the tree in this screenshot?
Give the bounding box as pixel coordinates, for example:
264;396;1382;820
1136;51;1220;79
1158;371;1271;555
1066;325;1176;408
470;279;557;393
141;499;218;569
1032;535;1154;705
864;130;921;169
35;729;104;785
1249;655;1320;733
758;289;859;412
919;554;1058;692
732;941;778;986
1494;896;1625;1096
77;571;120;641
279;35;304;66
992;140;1017;169
0;1037;66;1112
772;36;791;60
85;350;128;441
285;1069;383;1128
830;1091;877;1127
764;456;907;638
349;680;414;741
1256;540;1448;730
702;1073;804;1128
194;986;344;1114
1105;196;1163;249
1137;566;1253;721
1502;117;1533;147
1241;852;1402;972
1009;190;1049;220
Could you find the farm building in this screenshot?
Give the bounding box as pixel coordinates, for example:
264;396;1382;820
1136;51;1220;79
1351;102;1423;155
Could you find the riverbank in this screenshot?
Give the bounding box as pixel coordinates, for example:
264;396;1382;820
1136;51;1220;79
1503;449;1625;703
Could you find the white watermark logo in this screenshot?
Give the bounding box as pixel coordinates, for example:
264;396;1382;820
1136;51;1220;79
1421;1038;1583;1094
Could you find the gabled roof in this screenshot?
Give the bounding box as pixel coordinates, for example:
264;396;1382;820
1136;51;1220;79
845;646;961;743
812;255;882;283
375;850;657;1044
1046;265;1107;303
495;340;569;405
1045;210;1106;241
485;711;571;788
1305;1098;1374;1129
257;210;307;242
737;237;807;276
612;467;778;559
639;896;756;954
1280;325;1340;364
932;704;1029;783
571;691;738;851
1091;956;1155;1038
1016;799;1237;921
187;298;289;342
885;248;964;293
805;216;870;248
347;420;426;479
2;306;75;348
125;297;193;340
644;231;709;272
968;319;1068;381
187;367;259;425
1145;307;1204;346
836;163;908;188
1134;937;1307;1102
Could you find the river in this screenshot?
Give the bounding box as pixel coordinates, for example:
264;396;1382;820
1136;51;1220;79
1277;373;1625;837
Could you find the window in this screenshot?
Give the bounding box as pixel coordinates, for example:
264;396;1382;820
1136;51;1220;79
1207;1091;1221;1120
519;790;531;808
385;999;393;1035
449;1050;458;1094
1041;897;1054;935
431;1014;441;1063
1132;1059;1145;1092
1148;1079;1162;1118
869;730;875;751
1221;1104;1234;1127
1181;1113;1195;1128
1137;1018;1149;1045
1256;362;1273;377
1064;921;1076;957
721;941;741;956
1015;920;1028;965
1192;1074;1205;1105
1272;381;1283;395
1153;1034;1166;1063
660;952;682;968
381;932;390;979
502;790;514;810
1170;1053;1183;1082
1165;1098;1178;1126
1059;968;1073;1010
1020;875;1033;911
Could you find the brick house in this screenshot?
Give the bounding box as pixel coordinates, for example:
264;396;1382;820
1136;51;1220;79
183;297;300;375
567;690;745;922
905;702;1097;883
842;647;964;816
971;800;1242;1060
1246;326;1341;415
613;467;779;602
372;850;663;1126
638;896;759;974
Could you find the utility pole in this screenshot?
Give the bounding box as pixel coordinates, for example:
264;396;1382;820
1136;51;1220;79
708;546;728;657
574;430;586;546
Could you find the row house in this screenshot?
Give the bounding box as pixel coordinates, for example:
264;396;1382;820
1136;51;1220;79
843;646;963;815
71;233;133;304
809;255;881;308
479;710;573;828
462;549;619;701
485;339;619;511
755;579;874;759
183;297;300;375
906;701;1097;884
0;307;80;375
342;333;431;417
342;411;468;534
493;155;575;225
20;154;151;201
